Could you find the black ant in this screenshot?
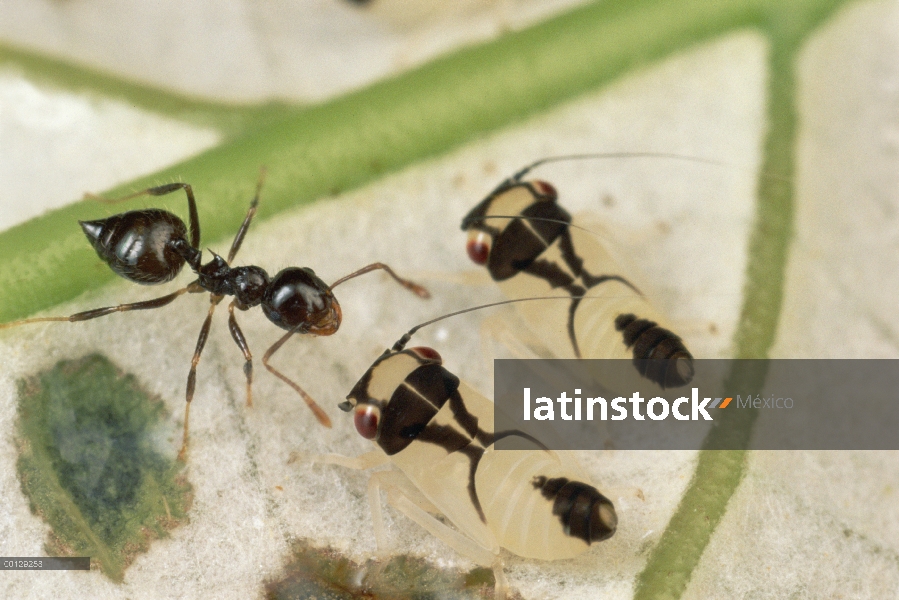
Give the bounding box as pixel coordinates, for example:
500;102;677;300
0;170;429;460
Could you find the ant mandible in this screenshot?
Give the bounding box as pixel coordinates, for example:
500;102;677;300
0;169;430;460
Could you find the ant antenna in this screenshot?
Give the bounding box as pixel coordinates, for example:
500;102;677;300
508;152;723;182
391;295;592;352
502;152;790;186
338;295;593;413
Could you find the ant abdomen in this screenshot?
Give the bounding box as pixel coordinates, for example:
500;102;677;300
262;267;342;335
79;209;189;285
614;313;694;387
530;475;617;545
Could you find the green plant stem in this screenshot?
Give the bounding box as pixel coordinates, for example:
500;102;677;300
0;43;299;134
633;3;850;597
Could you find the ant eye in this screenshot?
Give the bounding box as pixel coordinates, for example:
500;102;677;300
354;405;380;440
532;180;558;201
466;230;491;265
410;347;442;363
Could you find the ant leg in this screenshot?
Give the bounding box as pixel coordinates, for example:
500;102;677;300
261;331;332;428
179;293;224;461
227;300;254;407
366;470;440;558
302;450;390;470
226;167;266;264
328;263;430;299
0;283;201;331
386;489;505;594
86;182;200;248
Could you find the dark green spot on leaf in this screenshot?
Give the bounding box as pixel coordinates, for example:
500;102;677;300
15;354;192;582
265;540;522;599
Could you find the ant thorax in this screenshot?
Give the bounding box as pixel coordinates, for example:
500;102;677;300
195;253;270;308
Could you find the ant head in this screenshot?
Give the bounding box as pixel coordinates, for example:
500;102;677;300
341;347;449;453
261;267;341;335
461;181;571;280
460;151;734;277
